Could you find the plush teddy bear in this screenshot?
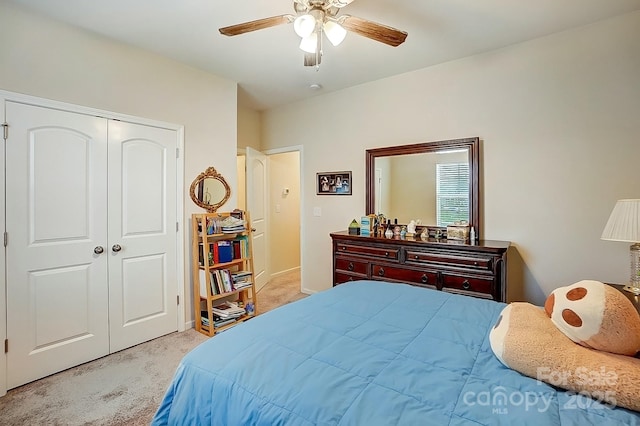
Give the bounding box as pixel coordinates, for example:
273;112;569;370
490;280;640;412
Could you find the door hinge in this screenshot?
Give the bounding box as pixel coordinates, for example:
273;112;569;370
176;148;179;158
176;222;179;232
177;295;180;305
3;232;7;247
4;339;8;353
2;123;7;140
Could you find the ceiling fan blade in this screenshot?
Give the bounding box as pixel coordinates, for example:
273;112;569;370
340;15;408;47
219;15;293;36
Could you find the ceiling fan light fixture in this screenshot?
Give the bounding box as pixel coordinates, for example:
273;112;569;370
293;14;316;38
299;32;318;53
323;20;347;46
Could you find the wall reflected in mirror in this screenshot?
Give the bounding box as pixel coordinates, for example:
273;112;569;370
375;149;469;225
197;178;227;206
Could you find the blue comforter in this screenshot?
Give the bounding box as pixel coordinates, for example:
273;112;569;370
153;280;640;425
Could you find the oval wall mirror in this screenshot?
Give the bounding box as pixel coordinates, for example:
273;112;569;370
190;167;231;213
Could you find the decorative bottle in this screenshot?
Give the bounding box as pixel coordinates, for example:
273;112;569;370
384;224;394;238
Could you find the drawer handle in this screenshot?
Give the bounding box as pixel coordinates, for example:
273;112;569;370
384;252;389;257
414;255;419;260
474;261;479;266
378;268;385;277
462;280;471;290
340;246;346;251
348;262;354;271
421;274;429;284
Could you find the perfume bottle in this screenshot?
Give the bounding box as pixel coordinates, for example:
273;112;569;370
384;224;394;238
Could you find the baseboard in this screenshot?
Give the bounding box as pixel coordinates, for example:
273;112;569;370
269;266;300;280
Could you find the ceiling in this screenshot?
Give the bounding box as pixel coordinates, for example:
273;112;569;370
7;0;640;111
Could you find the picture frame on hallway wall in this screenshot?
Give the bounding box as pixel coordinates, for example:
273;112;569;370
316;171;352;195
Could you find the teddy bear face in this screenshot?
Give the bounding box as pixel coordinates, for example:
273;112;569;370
544;280;605;346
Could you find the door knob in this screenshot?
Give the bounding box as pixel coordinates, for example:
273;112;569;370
112;244;122;253
94;246;104;254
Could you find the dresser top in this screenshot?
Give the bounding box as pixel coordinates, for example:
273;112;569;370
331;230;510;253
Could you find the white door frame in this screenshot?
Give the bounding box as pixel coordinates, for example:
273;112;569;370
0;96;6;397
0;90;185;397
263;145;306;294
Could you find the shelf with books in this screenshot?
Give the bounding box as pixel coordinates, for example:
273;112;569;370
192;210;258;337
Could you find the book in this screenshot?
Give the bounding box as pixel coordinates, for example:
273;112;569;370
212;301;246;318
217;240;233;263
199;269;207;298
232;240;241;259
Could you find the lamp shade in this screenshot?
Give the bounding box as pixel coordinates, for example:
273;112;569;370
294;14;316;38
323;20;347;46
601;199;640;242
299;32;318;53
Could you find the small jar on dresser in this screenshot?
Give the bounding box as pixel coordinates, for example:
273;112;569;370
330;231;510;302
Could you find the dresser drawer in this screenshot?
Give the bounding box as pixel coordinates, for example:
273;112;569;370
334;272;366;285
441;274;493;295
335;243;399;261
335;257;369;275
405;250;493;271
371;264;438;288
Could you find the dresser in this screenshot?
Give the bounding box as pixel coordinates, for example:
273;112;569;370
608;284;640;314
331;231;510;302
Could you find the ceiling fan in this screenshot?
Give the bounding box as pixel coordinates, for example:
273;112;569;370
219;0;408;67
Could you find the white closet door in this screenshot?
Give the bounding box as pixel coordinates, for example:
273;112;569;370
107;120;178;352
6;102;109;389
246;147;268;290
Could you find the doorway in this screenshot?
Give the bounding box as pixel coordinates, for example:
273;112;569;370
237;147;302;301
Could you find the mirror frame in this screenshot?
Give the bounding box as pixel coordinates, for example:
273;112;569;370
365;137;480;237
189;166;231;213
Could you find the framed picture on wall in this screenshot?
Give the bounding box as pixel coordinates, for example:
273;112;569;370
316;171;352;195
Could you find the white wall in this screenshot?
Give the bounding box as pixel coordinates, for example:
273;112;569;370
238;106;261;151
262;11;640;304
0;2;238;326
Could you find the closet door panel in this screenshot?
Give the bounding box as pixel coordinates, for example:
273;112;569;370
107;120;178;352
5;102;109;389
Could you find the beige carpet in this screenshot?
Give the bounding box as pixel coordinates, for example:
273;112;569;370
0;270;305;425
256;269;306;314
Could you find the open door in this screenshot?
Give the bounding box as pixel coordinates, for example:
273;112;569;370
246;147;268;290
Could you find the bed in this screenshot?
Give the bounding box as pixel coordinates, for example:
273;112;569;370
152;280;640;425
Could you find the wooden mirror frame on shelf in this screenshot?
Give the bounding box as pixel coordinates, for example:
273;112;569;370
189;167;231;213
365;137;481;238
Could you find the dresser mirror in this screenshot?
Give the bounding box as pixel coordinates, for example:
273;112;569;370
365;137;480;237
190;166;231;213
